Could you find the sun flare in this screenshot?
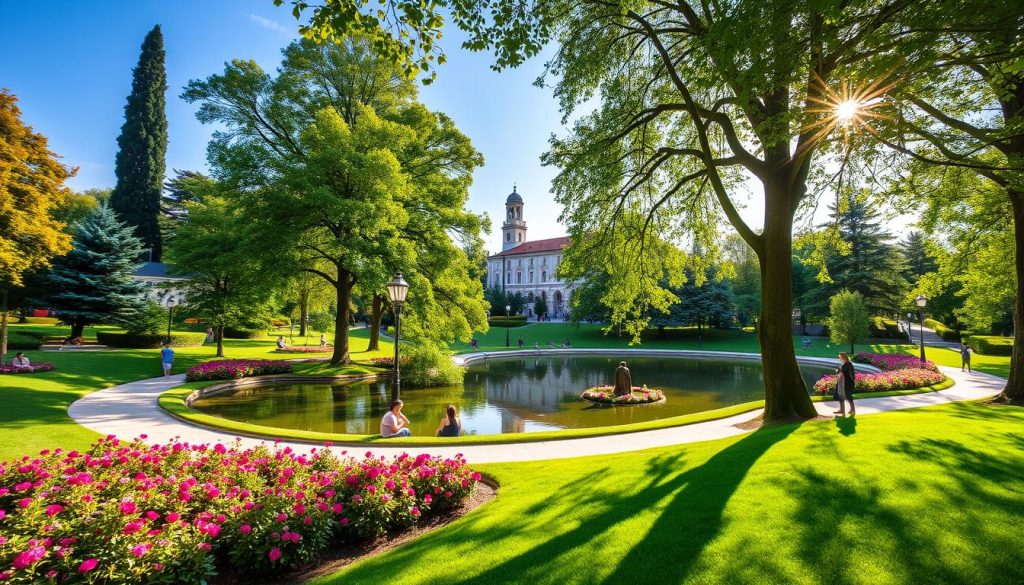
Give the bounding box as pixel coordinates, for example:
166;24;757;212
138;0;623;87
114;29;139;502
835;100;861;124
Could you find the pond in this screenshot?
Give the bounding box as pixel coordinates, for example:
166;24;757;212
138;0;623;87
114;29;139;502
189;355;836;436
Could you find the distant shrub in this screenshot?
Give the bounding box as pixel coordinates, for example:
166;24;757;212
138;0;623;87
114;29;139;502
222;326;264;339
923;318;961;342
402;345;465;387
5;331;43;350
966;335;1013;356
274;345;333;354
487;316;527;327
185;359;293;382
270;316;291;327
853;352;939;372
96;331;206;348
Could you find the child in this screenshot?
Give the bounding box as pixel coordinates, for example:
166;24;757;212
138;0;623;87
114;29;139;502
160;344;175;377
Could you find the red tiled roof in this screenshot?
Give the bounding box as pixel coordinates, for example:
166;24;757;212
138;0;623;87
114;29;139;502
490;236;570;257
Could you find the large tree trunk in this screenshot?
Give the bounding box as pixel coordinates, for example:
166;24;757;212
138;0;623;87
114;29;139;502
216;324;225;358
1;290;9;365
331;274;354;366
368;294;384;351
999;188;1024;403
69;319;85;341
758;195;818;421
298;292;309;337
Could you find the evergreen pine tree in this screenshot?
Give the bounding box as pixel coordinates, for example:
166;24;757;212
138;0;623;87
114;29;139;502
898;230;938;285
46;206;148;340
110;25;167;261
802;193;909;318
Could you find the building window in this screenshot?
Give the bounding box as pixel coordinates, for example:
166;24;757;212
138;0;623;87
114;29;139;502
518;233;523;242
505;233;510;242
529;271;534;283
517;272;522;284
541;271;546;282
506;273;510;284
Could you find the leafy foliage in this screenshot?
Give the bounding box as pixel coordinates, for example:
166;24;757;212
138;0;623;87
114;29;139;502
826;290;871;354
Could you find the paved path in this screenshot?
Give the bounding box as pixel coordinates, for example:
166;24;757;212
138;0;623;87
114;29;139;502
68;366;1003;464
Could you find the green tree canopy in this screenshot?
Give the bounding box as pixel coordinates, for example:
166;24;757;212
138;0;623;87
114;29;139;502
826;290;870;355
110;25;168;262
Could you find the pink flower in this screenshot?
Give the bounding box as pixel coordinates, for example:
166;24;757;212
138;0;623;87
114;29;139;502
12;545;46;570
45;504;63;517
332;503;343;514
78;559;98;573
17;497;32;508
165;512;180;522
130;544;149;557
276;513;287;522
268;547;282;562
410;506;420;516
240;524;252;535
119;501;137;514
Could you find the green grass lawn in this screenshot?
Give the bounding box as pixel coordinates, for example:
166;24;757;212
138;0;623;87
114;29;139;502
320;401;1024;585
0;322;393;460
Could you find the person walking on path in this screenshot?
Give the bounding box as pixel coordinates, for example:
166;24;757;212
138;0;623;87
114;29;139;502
518;336;524;349
833;352;856;416
960;343;973;372
160;344;175;378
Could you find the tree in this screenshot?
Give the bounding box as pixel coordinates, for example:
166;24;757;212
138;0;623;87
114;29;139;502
532;294;548;320
165;194;275;357
109;25;168;262
161;170;210;245
899;231;937;286
826;290;870;355
650;267;736;334
288;267;335;338
724;234;760;327
0;89;74;362
801;192;909;318
183;38;488;365
45;206;148;340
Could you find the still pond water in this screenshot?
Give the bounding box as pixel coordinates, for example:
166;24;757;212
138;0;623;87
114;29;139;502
190;356;834;436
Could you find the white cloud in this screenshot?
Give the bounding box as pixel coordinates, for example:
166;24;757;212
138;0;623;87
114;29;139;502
249;14;290;36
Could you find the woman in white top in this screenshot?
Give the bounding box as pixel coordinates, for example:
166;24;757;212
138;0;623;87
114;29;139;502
12;352;31;370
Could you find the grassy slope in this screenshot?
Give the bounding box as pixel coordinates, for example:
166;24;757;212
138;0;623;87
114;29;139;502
0;321;393;460
321;401;1024;585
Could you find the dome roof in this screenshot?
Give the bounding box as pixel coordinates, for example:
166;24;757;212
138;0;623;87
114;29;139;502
506;186;523;205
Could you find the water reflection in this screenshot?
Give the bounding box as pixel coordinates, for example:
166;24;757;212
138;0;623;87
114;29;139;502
191;356;832;436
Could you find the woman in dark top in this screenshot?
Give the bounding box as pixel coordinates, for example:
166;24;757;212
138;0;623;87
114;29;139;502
435;404;462;437
834;352;857;416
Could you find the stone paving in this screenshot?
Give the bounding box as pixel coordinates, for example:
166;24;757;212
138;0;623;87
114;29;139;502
67;363;1003;464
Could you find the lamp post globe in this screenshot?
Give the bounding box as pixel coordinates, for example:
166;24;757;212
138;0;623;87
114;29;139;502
387;273;410;398
163;295;177;344
915;295;928;363
505;304;511;348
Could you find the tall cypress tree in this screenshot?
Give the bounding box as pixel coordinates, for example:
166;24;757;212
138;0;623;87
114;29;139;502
110;25;167;261
46;206;148;340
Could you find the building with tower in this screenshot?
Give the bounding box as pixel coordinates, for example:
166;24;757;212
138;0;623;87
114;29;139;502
486;186;574;319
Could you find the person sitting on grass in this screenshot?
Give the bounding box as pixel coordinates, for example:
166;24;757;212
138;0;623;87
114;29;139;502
380;400;412;438
435;404;462;437
12;352;31;371
160;343;175;378
320;333;328;347
276;336;287;350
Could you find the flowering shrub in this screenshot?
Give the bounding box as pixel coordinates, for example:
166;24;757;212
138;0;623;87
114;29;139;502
581;386;666;405
0;436;479;583
0;363;55;375
184;360;293;382
814;368;945;395
852;352;938;373
369;356;410;368
274;346;333;354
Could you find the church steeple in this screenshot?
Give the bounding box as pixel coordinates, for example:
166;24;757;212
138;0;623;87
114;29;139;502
502;185;527;251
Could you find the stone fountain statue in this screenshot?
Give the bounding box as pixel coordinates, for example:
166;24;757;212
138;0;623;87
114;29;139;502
613;361;632;396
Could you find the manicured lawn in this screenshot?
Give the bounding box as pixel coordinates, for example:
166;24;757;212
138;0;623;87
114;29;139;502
0;323;393;460
321;401;1024;585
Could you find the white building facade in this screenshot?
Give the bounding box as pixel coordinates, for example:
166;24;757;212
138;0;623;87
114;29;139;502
486;188;574;319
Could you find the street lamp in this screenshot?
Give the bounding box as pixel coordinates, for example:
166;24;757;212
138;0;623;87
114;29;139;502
505;304;511;348
163;295;177;344
916;295;928;363
387;273;410;398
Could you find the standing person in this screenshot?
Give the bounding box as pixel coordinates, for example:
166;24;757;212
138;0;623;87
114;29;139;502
833;352;856;416
205;327;215;344
380;400;412;438
435;404;462;437
518;336;524;349
960;342;973;372
160;344;175;378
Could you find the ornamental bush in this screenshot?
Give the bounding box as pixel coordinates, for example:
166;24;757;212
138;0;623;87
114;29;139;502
274;346;333;354
0;436;480;583
0;363;55;375
4;332;43;350
923;318;961;342
401;345;465;388
486;316;527;327
813;368;945;395
966;335;1013;356
581;386;665;405
852;352;939;372
184;360;293;382
368;356;410;368
96;332;206;349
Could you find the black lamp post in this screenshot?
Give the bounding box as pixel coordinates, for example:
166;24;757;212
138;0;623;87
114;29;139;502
505;304;511;348
164;295;177;344
916;294;928;363
387;273;409;398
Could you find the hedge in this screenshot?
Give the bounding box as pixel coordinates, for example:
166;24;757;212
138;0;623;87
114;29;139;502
966;335;1013;356
223;326;265;339
96;331;207;348
488;316;527;328
870;317;905;339
5;331;43;349
923;318;961;342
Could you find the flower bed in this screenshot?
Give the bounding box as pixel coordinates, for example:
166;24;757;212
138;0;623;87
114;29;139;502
184;360;293;382
814;368;945;395
581;386;666;405
0;436;479;583
852;352;938;372
274;346;334;354
368;356;410;368
0;363;56;375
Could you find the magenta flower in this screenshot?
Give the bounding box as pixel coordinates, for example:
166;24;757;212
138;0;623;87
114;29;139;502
240;524;252;535
268;548;282;562
78;559;98;573
44;504;62;517
12;545;46;570
119;501;137;514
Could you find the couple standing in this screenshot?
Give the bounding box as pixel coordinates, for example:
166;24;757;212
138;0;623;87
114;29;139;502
833;352;857;417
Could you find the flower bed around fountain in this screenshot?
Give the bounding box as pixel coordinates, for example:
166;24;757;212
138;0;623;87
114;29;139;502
581;386;666;405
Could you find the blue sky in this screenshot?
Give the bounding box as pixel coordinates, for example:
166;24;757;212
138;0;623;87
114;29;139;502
0;0;569;253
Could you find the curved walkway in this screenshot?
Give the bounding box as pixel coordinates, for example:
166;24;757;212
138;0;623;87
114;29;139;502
68;365;1003;464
